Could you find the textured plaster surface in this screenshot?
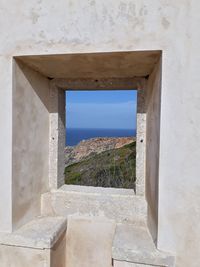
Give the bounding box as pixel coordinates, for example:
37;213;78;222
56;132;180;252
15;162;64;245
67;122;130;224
0;1;199;266
66;216;115;267
41;185;147;225
12;60;50;230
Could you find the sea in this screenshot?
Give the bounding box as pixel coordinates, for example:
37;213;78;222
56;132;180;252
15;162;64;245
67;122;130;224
66;128;136;146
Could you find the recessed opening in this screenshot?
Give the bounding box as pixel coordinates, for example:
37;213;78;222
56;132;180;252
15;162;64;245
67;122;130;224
13;50;162;239
65;90;137;189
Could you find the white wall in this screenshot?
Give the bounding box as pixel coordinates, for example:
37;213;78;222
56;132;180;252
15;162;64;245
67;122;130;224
0;57;12;232
145;59;162;242
0;0;200;265
12;61;50;230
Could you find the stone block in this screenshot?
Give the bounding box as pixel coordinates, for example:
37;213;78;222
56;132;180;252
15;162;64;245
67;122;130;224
0;216;67;267
66;216;116;267
42;185;147;226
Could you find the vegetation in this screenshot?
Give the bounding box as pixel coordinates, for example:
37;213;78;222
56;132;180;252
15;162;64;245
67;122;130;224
65;141;136;189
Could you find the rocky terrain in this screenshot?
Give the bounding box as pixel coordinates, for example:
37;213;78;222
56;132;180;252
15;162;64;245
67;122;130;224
65;137;135;167
65;137;136;189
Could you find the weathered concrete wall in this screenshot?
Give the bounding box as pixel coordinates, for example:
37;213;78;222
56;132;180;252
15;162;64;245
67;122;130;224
0;1;200;266
12;61;50;230
145;59;162;242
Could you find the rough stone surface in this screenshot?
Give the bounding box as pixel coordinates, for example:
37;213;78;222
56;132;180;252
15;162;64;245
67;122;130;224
49;84;65;189
54;77;142;90
41;185;147;226
136;79;147;196
65;137;135;167
0;216;67;249
114;261;163;267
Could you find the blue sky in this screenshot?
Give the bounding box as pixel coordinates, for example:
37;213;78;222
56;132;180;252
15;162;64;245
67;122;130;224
65;90;137;129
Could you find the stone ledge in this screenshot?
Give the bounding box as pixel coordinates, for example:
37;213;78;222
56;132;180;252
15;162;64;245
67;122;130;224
58;185;136;197
42;187;147;225
0;216;67;249
112;224;175;267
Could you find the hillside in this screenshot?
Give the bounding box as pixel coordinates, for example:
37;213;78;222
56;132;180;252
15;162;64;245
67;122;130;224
65;139;136;189
65;137;135;167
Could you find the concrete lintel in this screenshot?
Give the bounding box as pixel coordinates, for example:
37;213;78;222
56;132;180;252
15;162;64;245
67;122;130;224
52;77;145;90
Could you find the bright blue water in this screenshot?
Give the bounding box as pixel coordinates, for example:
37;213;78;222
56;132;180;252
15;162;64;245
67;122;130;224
66;128;136;146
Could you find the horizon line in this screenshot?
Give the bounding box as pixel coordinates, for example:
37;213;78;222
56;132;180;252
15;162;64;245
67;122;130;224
66;127;136;130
